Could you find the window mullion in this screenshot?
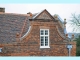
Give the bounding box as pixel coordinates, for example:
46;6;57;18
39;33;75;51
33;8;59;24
40;29;50;48
44;36;45;46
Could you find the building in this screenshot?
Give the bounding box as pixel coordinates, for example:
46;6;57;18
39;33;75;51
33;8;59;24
0;8;76;56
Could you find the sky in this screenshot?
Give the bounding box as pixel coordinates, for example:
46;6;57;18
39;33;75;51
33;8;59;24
0;4;80;33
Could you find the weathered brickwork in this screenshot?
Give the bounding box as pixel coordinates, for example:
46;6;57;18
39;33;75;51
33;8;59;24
0;20;76;56
0;9;76;56
36;11;51;19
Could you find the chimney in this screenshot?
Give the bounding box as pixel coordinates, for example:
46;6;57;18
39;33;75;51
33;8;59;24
64;18;67;34
54;14;58;20
0;7;5;13
64;18;67;28
66;34;68;38
27;12;32;17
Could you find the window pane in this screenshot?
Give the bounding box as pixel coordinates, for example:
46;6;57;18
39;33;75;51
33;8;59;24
41;36;44;46
45;42;48;46
41;30;44;35
45;36;48;46
41;36;44;41
41;43;44;46
40;29;49;47
45;43;48;46
45;30;48;35
45;36;48;40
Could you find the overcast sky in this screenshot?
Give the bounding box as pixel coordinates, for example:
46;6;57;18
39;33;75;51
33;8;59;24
0;4;80;33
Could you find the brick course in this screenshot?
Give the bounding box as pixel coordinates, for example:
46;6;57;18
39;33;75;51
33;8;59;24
0;20;76;56
0;9;76;56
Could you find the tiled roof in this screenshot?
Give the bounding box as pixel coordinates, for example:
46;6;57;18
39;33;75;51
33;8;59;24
0;13;29;44
0;9;67;44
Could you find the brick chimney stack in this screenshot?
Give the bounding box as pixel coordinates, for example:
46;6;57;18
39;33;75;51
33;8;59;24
66;34;68;38
0;7;5;13
27;12;32;17
64;18;67;28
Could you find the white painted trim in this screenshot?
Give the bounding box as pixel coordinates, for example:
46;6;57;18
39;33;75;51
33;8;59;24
0;48;2;52
56;26;65;39
58;15;64;23
20;26;31;40
40;29;50;48
33;9;45;19
64;28;67;34
40;46;50;48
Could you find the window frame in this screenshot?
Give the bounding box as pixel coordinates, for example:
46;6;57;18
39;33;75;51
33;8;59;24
0;48;2;52
40;29;50;48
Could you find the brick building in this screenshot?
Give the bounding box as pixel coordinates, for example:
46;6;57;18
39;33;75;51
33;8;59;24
0;8;76;56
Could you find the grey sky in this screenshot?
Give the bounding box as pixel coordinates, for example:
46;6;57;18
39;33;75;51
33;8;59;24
0;4;80;33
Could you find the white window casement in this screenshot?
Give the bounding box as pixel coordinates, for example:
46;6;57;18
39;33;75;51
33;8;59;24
40;29;50;48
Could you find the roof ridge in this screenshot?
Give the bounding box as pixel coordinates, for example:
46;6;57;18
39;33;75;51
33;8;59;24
32;9;45;19
32;9;55;20
0;12;28;16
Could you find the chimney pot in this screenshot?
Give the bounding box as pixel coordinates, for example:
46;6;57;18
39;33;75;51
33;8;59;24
0;7;5;13
66;34;68;37
72;34;74;38
27;12;32;17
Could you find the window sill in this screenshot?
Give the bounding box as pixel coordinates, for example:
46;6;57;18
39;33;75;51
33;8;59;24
40;46;50;48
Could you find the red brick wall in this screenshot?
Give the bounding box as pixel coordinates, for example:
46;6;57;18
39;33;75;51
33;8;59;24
0;20;76;56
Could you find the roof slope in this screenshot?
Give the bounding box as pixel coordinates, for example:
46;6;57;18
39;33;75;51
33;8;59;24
0;13;29;43
0;9;67;44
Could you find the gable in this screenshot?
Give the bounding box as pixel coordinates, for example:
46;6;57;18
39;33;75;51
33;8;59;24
36;11;52;19
33;9;55;20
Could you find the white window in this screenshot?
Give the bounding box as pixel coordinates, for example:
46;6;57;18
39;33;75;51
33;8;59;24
0;48;2;52
40;29;50;48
